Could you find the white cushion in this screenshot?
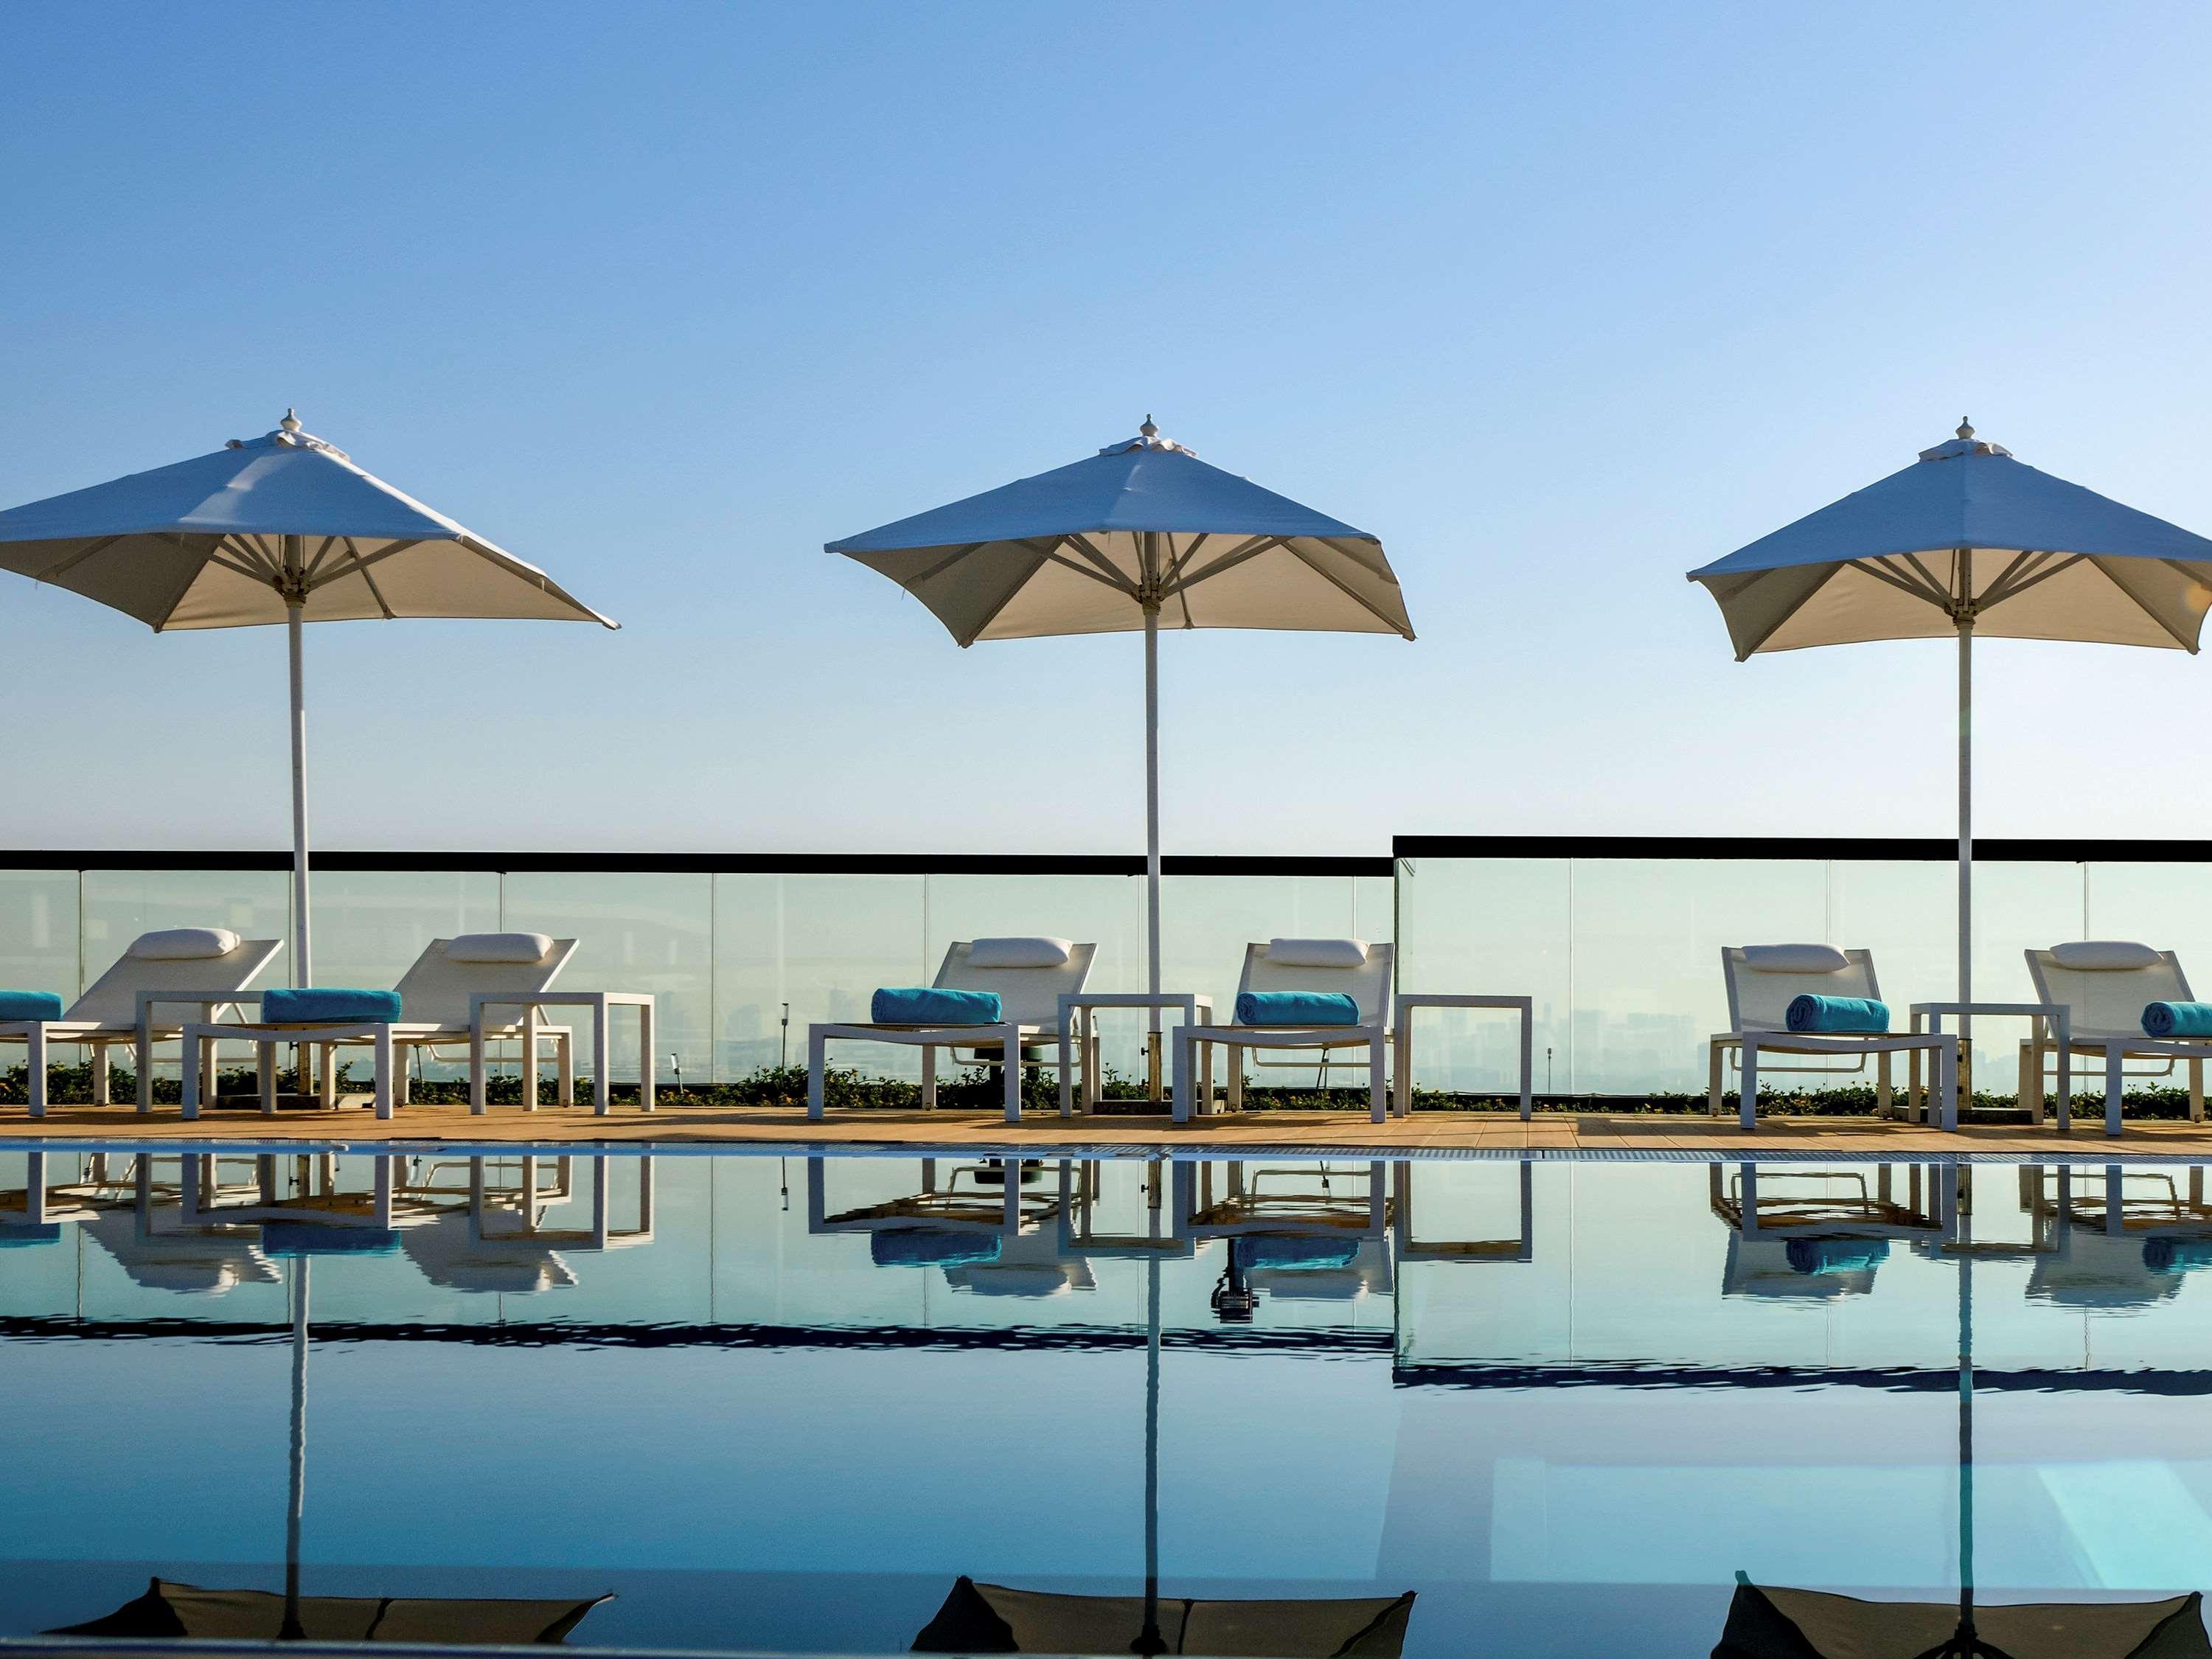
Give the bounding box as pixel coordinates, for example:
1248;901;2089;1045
1741;944;1850;974
2050;940;2163;972
128;928;240;961
1265;938;1369;970
965;936;1074;970
446;931;555;964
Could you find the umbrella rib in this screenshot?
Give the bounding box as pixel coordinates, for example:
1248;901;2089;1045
959;545;1053;644
353;558;399;621
1163;532;1208;585
909;543;990;585
1980;553;2081;611
1164;535;1279;594
1062;533;1141;594
302;539;425;594
1034;544;1138;594
1901;551;1961;607
29;534;125;582
1975;548;2046;605
301;535;344;582
1280;540;1413;636
1848;557;1950;608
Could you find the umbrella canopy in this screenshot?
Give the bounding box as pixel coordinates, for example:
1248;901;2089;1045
830;420;1412;1020
50;1577;609;1645
1687;422;2212;658
0;412;616;982
1714;1580;2209;1659
913;1577;1416;1658
0;413;611;631
1686;422;2212;1023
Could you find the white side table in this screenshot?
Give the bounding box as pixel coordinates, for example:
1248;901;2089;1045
1393;994;1535;1120
470;992;656;1116
1057;993;1215;1119
1910;1001;2070;1133
180;1018;394;1120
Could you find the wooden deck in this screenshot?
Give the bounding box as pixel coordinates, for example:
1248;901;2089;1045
0;1102;2205;1156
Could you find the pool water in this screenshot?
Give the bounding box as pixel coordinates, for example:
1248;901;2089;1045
0;1148;2208;1658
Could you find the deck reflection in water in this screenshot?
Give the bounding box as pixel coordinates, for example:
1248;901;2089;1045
0;1150;2207;1657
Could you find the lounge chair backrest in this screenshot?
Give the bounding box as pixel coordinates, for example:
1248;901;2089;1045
1722;945;1879;1034
2025;942;2191;1042
394;937;580;1026
933;940;1098;1026
65;935;285;1025
1237;940;1396;1025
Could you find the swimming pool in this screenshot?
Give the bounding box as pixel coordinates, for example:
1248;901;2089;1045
0;1147;2205;1658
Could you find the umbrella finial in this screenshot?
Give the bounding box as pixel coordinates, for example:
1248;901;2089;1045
280;409;301;434
1140;414;1158;439
1957;416;1974;440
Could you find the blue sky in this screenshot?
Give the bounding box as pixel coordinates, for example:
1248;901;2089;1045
4;3;2211;853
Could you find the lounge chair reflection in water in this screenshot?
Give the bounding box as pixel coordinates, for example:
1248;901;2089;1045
1180;1161;1394;1320
807;1156;1081;1284
1711;1164;1948;1299
2023;1164;2212;1310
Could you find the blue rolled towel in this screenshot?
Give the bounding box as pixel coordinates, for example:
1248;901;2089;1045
1784;995;1889;1034
261;987;403;1025
871;987;1003;1026
2145;1238;2212;1273
871;1229;1002;1268
2143;1001;2212;1038
0;992;63;1022
260;1222;401;1256
1234;991;1361;1026
1785;1237;1890;1276
1239;1234;1361;1270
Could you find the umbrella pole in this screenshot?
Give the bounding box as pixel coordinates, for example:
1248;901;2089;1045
1956;575;1973;1098
287;588;313;989
1133;1251;1165;1657
1144;584;1164;1099
281;1256;309;1641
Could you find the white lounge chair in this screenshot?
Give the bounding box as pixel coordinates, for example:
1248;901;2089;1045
806;937;1099;1124
2023;941;2212;1137
0;928;282;1118
1708;945;1958;1131
179;933;580;1121
1174;940;1395;1124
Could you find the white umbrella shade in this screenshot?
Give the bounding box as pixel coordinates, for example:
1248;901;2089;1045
828;420;1413;1006
1688;421;2212;1016
0;412;616;982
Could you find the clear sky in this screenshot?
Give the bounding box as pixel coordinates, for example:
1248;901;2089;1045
4;3;2211;855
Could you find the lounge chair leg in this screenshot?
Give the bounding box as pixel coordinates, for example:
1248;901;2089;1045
373;1026;394;1121
1707;1040;1725;1117
1172;1029;1191;1124
135;1027;153;1114
1877;1049;1892;1119
178;1029;198;1121
1940;1039;1960;1131
557;1032;575;1107
1368;1034;1386;1124
200;1038;218;1112
921;1046;937;1111
2020;1039;2042;1121
27;1023;46;1121
807;1029;827;1121
1057;1020;1073;1118
91;1042;110;1107
1199;1041;1214;1115
1227;1046;1244;1113
591;999;612;1116
394;1049;412;1107
637;1001;655;1112
522;1007;542;1112
1739;1039;1758;1132
2191;1058;2204;1124
469;1023;487;1114
2106;1043;2124;1138
1001;1024;1022;1124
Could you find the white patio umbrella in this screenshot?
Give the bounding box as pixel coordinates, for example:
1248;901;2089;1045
1688;420;2212;1020
0;411;616;984
828;419;1413;1019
